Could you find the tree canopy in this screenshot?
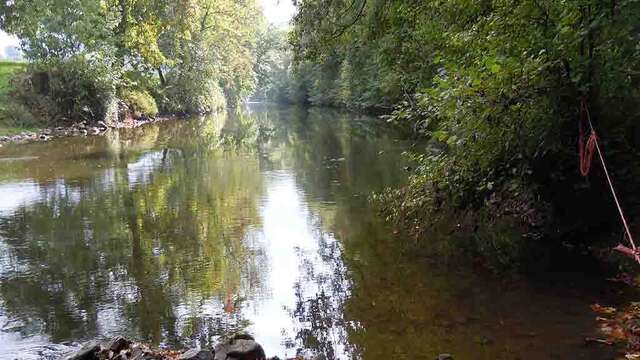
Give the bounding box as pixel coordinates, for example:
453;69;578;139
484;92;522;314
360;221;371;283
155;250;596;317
284;0;640;270
0;0;264;122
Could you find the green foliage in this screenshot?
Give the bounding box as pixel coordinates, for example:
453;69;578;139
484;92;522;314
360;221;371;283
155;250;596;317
293;0;640;267
160;75;226;114
0;0;262;125
11;55;121;124
121;89;158;117
0;61;26;96
0;61;44;135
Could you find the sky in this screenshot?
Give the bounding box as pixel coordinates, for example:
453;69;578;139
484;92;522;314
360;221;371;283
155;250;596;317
259;0;296;26
0;0;295;54
0;31;19;57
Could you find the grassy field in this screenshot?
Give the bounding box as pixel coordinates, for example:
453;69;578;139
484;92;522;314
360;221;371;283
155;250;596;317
0;60;42;136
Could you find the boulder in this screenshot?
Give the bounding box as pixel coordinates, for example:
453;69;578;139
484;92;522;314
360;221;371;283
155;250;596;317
178;349;214;360
97;121;108;131
214;335;265;360
102;336;131;353
61;340;101;360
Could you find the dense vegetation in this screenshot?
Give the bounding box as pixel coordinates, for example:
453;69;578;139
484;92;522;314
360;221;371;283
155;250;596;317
0;0;264;133
3;0;640;270
280;0;640;270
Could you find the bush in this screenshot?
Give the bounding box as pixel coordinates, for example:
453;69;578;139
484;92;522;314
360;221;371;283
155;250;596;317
0;101;44;135
121;89;158;118
159;73;226;114
13;55;121;125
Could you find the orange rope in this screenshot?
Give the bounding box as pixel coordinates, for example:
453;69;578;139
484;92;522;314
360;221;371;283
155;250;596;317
579;101;597;176
579;97;640;264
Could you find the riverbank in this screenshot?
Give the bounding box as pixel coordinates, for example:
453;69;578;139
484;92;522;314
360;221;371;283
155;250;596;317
0;115;173;146
63;335;269;360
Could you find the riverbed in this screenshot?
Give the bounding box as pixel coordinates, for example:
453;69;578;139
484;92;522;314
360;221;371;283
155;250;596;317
0;104;624;359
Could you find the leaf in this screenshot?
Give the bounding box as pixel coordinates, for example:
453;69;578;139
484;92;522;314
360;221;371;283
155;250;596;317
591;304;617;315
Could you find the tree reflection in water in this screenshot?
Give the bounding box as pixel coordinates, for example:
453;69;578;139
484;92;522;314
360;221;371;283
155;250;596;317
0;105;613;360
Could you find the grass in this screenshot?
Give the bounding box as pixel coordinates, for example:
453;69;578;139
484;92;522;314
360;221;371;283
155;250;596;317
0;60;41;136
0;60;26;96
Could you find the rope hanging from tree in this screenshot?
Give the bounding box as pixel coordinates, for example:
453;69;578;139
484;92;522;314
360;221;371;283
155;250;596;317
578;97;640;264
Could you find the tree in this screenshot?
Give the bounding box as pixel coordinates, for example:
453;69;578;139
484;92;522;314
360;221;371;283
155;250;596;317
0;0;263;122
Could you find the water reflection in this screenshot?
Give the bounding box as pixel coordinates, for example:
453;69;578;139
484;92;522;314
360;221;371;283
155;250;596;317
0;105;620;360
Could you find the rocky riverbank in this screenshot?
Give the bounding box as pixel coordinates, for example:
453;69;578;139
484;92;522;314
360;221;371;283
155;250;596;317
0;116;171;147
62;334;270;360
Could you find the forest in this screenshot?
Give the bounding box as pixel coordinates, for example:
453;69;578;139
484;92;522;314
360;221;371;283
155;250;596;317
277;0;640;271
1;0;640;359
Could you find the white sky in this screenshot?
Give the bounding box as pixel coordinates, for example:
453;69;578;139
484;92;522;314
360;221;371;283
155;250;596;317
0;0;294;55
258;0;296;26
0;31;19;57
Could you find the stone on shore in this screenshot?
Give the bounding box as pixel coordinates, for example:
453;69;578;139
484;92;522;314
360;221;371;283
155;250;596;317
178;349;214;360
59;335;269;360
62;340;101;360
214;334;266;360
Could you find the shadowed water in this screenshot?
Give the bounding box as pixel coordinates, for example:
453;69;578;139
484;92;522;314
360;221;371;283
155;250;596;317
0;105;621;359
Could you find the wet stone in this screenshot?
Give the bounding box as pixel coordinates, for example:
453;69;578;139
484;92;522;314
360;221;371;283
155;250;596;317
102;336;132;353
178;349;214;360
436;354;454;360
214;337;266;360
62;340;101;360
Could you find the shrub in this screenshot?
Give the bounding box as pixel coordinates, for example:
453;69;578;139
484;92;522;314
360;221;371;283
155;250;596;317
13;55;121;125
121;89;158;118
159;73;226;114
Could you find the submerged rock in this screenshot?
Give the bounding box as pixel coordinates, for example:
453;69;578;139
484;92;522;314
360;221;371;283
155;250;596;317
436;354;454;360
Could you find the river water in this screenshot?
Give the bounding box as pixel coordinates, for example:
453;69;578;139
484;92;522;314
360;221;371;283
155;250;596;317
0;105;623;359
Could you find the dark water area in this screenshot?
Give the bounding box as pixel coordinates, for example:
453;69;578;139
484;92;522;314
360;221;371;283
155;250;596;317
0;104;627;359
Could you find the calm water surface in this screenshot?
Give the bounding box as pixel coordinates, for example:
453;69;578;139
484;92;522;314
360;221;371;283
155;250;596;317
0;105;623;359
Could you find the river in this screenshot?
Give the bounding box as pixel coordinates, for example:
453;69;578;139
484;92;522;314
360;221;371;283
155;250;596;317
0;104;622;359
